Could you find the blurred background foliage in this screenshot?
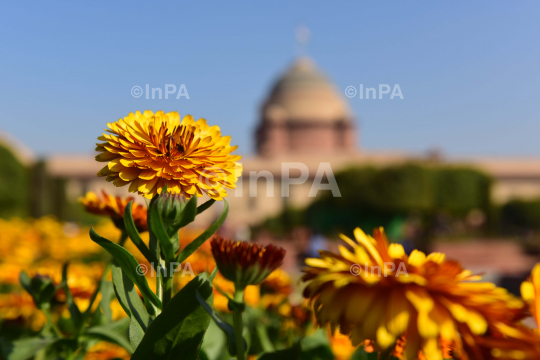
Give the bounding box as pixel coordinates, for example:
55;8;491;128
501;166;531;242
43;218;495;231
501;199;540;232
0;145;92;224
260;164;503;249
0;145;29;218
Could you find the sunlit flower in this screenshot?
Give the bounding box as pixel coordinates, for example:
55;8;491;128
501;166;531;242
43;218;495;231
95;110;242;200
464;327;540;360
329;331;358;360
362;337;455;360
461;263;540;359
261;268;293;295
211;236;286;289
79;190;147;232
84;342;130;360
521;263;540;327
0;292;45;331
302;227;526;360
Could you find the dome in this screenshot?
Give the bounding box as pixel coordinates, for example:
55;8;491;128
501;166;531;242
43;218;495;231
262;57;352;123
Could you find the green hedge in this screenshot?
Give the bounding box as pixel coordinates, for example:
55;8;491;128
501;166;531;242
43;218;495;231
501;199;540;231
0;144;29;218
262;164;492;238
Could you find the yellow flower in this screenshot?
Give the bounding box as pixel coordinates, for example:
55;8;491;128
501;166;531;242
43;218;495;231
363;337;454;360
302;227;525;360
84;342;130;360
521;263;540;327
261;268;293;295
329;331;358;360
95;110;242;200
467;263;540;359
0;292;46;331
79;190;148;232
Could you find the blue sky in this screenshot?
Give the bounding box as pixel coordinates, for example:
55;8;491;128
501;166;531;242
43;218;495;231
1;1;540;157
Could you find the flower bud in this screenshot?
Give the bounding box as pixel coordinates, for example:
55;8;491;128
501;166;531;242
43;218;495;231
211;235;286;290
23;274;56;308
155;192;187;228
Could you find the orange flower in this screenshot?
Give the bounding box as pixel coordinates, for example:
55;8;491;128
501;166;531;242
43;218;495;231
0;292;45;331
261;268;293;295
95;110;242;200
79;190;147;232
521;263;540;326
329;331;358;360
302;227;526;360
210;236;285;289
84;342;130;360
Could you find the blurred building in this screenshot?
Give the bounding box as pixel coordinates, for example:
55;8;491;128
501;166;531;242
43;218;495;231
0;131;36;166
255;58;356;156
3;57;540;227
227;57;540;228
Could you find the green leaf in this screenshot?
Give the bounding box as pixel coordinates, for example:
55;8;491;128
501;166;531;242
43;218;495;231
300;329;330;351
176;200;229;263
254;323;274;353
35;338;79;360
19;271;56;308
200;320;226;360
197;199;216;215
128;320;146;353
300;346;334;360
111;262;152;350
90;227;161;310
258;341;302;360
84;318;133;354
196;290;244;356
210;266;218;281
99;280;115;323
131;273;213;360
124;201;159;266
19;271;33;299
149;202;175;262
0;337;56;360
61;263;82;328
350;347;379;360
299;332;333;360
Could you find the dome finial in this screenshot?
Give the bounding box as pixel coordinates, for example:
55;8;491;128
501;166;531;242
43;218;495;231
295;25;311;57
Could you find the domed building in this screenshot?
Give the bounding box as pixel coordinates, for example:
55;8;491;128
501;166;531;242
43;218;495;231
227;58;413;227
256;58;356;156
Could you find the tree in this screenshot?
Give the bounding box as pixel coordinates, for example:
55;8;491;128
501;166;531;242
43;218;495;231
0;144;29;218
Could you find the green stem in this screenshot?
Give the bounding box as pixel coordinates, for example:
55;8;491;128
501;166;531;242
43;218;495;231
255;322;274;353
42;304;62;337
162;270;173;309
156;253;164;299
76;230;126;336
232;288;246;360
